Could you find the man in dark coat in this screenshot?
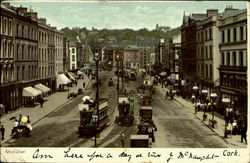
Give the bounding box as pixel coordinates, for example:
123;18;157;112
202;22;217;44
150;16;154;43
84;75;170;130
241;122;247;144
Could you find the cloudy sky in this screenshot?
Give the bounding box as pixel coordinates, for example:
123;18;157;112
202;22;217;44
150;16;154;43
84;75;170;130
10;1;247;30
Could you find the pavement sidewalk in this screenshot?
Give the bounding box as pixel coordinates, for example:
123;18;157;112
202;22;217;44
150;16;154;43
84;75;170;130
156;85;247;148
0;76;91;146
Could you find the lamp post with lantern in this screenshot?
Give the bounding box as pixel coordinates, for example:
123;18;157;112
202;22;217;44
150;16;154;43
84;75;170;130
201;87;208;121
91;114;98;147
192;85;199;114
210;92;217;128
222;96;230;138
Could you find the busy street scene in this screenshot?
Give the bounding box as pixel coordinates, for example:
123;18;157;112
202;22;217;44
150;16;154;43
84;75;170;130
0;1;248;149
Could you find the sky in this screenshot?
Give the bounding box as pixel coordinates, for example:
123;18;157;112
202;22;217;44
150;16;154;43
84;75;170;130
9;1;247;30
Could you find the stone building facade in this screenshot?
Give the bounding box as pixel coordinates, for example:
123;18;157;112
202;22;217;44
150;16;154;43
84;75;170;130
218;8;247;117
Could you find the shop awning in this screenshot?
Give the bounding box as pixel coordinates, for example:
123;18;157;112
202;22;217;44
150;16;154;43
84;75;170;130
39;84;51;92
57;74;72;88
22;86;42;97
67;72;76;81
159;72;167;76
35;84;50;93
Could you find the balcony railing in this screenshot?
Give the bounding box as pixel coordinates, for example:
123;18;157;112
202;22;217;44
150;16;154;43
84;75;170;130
219;65;247;72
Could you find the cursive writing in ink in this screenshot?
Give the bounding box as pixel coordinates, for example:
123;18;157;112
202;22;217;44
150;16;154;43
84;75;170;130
119;152;132;162
87;151;104;161
64;148;84;159
32;149;53;159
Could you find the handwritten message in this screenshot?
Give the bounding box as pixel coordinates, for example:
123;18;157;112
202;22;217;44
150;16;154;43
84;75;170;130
1;148;245;163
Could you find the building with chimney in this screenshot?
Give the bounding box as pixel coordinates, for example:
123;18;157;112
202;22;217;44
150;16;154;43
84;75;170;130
181;12;207;82
0;3;16;113
196;9;220;97
218;7;247;118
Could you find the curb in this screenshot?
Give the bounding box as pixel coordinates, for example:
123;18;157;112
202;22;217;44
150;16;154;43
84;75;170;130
1;78;91;146
174;96;239;147
193;113;238;146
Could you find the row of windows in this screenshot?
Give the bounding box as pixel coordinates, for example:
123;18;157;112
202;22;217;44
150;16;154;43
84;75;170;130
197;64;213;78
1;66;14;83
221;51;244;66
221;26;245;43
16;23;37;40
197;45;213;59
16;44;37;60
197;28;212;42
221;75;246;90
1;40;14;58
16;65;37;81
1;16;13;36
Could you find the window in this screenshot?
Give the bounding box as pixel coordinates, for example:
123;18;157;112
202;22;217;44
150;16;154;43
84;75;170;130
205;30;207;40
222;30;225;43
201;31;204;41
72;55;75;61
227;52;230;65
28;28;30;39
17;66;19;81
240;26;244;40
4;18;7;34
239;51;243;66
210;65;212;78
233;52;236;66
210;45;212;59
205;46;208;59
209;28;212;39
206;65;208;77
22;45;24;60
22;26;24;37
72;63;75;69
16;44;19;60
227;29;230;42
233;28;236;41
72;48;75;53
22;66;25;80
222;53;225;65
9;20;12;35
16;24;19;36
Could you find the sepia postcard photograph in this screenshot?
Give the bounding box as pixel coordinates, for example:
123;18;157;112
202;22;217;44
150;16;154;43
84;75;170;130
0;0;249;162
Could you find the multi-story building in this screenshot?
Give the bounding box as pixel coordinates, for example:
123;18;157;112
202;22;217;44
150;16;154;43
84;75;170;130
69;41;77;70
0;3;67;114
181;12;207;82
0;4;16;113
139;48;150;71
218;8;247;117
54;30;64;75
38;18;49;79
196;9;220;97
63;37;70;71
171;33;181;80
124;47;140;69
154;38;165;74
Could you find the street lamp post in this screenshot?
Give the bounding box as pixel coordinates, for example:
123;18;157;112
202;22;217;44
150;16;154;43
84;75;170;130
222;97;230;138
210;92;217;128
93;48;100;136
92;114;98;147
192;85;199;114
201;88;208;121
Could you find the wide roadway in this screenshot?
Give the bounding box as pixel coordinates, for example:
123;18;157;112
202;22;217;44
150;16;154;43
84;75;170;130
5;71;230;148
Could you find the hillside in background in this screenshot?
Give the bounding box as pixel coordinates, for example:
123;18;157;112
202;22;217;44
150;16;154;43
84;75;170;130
60;27;181;46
